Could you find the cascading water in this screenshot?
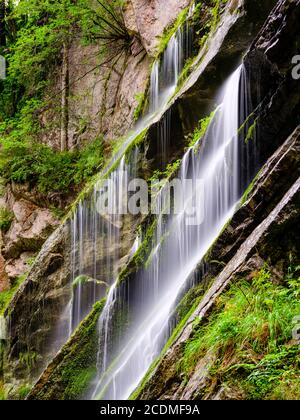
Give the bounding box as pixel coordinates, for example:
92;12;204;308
65;22;193;336
90;65;254;400
70;157;129;331
149;21;192;114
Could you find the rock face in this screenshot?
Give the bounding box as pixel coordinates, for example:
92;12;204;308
27;300;106;401
4;222;71;382
40;0;194;149
0;186;59;288
132;1;300;399
123;0;191;54
0;0;193;384
4;200;58;260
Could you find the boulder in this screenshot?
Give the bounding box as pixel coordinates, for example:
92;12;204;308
3;199;59;263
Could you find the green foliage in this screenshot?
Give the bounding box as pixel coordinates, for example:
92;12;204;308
118;219;157;284
245;120;257;144
149;159;182;184
191;0;230;53
0;273;28;315
0;207;14;232
156;8;189;57
244;346;300;399
16;384;32;400
181;262;300;399
19;351;38;372
240;170;261;206
186;110;216;149
0;131;104;195
211;0;228;30
0;0;129;116
177;57;196;89
0;0;128;203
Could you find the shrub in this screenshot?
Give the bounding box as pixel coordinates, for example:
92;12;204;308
0;136;104;195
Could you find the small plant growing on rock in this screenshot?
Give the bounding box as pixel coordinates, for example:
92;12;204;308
0;207;14;232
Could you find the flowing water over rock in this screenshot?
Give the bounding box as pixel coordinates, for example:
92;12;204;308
90;65;256;400
66;23;192;335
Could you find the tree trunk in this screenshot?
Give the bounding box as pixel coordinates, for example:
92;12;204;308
60;42;69;152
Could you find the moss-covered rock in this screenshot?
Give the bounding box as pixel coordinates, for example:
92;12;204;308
27;299;105;400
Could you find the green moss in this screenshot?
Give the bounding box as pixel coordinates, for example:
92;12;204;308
0;381;6;400
17;384;32;400
175;283;207;322
176;57;196;90
0;207;14;232
124;129;148;164
245;120;257;144
68;128;149;218
29;299;106;400
133;92;149;122
72;275;106;290
240;170;261;206
19;351;38;372
211;0;229;30
186;110;216;150
238;112;255;135
149;159;182;184
156;8;189;57
0;273;28;315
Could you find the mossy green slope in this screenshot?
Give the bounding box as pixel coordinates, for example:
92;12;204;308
27;299;105;400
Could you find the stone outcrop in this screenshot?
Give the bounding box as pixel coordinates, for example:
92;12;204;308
27;299;105;401
4;222;71;382
40;0;195;149
123;0;191;55
0;188;59;284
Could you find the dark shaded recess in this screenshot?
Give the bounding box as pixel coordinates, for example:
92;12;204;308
27;300;105;400
260;194;300;266
146;106;185;170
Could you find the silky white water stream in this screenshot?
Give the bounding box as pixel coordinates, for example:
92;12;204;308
91;65;247;400
68;22;191;333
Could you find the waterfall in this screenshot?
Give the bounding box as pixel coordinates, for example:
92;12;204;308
90;65;252;400
149;23;192;114
70;157;129;331
64;22;193;336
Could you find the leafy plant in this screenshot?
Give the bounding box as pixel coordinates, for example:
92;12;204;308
0;381;6;401
0;134;104;195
